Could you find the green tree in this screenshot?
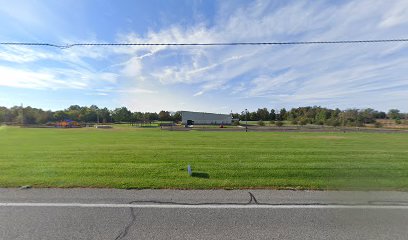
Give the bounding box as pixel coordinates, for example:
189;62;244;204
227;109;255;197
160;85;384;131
132;112;144;122
315;108;329;125
79;106;97;123
112;107;132;122
249;111;258;121
158;110;171;121
145;112;159;121
325;117;340;127
54;111;68;121
374;111;387;119
388;109;401;119
360;108;376;124
269;109;276;121
99;108;112;123
0;107;7;123
256;108;269;120
279;108;287;120
172;112;182;122
298;117;309;126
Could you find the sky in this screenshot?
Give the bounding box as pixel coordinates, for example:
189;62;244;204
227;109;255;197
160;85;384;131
0;0;407;113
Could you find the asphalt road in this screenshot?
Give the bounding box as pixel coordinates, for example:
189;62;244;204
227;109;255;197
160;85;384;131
1;189;408;240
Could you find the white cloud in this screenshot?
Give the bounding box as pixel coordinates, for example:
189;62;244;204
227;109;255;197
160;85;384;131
112;0;406;104
0;2;44;27
193;91;203;96
1;0;408;112
0;66;84;89
0;66;118;91
0;45;59;63
379;1;408;28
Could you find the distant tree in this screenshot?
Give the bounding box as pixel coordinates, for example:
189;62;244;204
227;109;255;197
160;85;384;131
374;111;387;119
99;108;112;123
298;117;309;126
0;105;405;127
332;108;341;118
287;109;297;121
145;112;159;121
17;106;37;124
341;109;365;127
269;109;276;121
0;107;7;123
112;107;132;122
360;108;376;124
315;108;329;124
132;112;144;122
325;117;340;127
279;108;287;121
78;106;97;122
172;111;182;122
158;110;172;121
256;108;269;121
249;111;258;121
35;110;54;124
65;105;80;121
54;111;68;121
67;105;81;111
6;106;20;123
388;109;401;119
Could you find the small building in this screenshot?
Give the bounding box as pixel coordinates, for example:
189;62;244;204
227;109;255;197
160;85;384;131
181;111;232;125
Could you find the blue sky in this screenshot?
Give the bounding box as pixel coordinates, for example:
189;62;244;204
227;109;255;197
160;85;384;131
0;0;407;113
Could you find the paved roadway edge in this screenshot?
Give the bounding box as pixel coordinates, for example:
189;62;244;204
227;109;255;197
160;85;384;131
1;202;408;209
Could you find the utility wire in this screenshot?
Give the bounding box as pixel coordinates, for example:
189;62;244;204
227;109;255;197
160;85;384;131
0;38;408;49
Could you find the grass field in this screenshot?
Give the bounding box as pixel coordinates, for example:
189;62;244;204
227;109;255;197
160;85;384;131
0;126;407;190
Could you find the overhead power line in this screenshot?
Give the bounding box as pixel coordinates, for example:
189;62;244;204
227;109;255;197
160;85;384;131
0;38;408;49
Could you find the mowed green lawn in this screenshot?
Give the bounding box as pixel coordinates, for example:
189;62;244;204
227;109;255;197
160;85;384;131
0;126;407;190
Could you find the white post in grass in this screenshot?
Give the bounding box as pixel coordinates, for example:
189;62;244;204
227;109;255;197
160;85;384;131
187;165;192;176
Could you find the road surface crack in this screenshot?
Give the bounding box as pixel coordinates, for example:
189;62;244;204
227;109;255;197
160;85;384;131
114;202;137;240
248;192;259;204
113;192;259;239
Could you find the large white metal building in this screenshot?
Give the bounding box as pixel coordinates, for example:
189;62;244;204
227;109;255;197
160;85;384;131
181;111;232;125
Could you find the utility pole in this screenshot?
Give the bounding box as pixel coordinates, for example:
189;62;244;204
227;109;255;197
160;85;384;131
20;103;24;126
245;108;248;132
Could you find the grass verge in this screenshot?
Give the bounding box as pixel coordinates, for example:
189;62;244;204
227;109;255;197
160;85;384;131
0;127;407;190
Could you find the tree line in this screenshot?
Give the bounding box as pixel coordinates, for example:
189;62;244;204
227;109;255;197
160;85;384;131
233;107;406;127
0;105;406;126
0;105;181;124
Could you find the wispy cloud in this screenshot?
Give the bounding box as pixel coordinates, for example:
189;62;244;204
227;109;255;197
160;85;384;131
0;65;118;90
112;0;408;110
0;66;85;89
0;46;57;63
1;0;407;111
